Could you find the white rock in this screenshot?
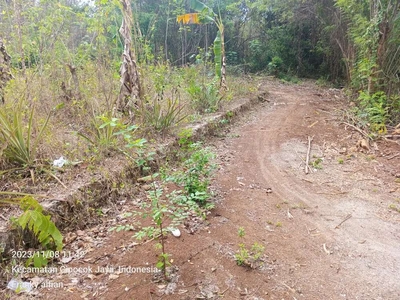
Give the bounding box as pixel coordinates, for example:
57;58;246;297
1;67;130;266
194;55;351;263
170;228;181;237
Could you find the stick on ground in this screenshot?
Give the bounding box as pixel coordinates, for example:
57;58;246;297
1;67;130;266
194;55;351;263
335;214;352;229
305;136;314;174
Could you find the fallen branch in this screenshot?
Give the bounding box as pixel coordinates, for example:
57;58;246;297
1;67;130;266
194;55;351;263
387;153;400;160
305;136;314;174
47;171;68;189
335;214;352;229
340;122;371;140
317;191;348;195
384;135;400;139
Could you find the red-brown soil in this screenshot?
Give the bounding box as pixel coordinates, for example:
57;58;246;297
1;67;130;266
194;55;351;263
4;79;400;300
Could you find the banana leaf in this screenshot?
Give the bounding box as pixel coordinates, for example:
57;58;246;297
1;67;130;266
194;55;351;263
189;0;214;15
213;31;222;79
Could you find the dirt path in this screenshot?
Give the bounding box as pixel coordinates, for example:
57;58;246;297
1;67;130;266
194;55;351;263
8;80;400;300
205;81;400;299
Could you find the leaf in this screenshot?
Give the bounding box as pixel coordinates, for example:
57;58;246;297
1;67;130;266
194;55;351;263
213;31;222;78
189;0;214;16
16;196;63;251
176;13;200;24
156;261;164;269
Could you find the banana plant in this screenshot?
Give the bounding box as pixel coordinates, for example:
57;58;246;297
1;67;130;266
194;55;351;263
177;0;227;93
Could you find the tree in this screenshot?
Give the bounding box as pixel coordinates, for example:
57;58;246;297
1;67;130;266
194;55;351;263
177;0;228;92
116;0;141;116
0;39;13;104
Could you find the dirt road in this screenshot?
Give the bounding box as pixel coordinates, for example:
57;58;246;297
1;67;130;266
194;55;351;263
204;81;400;299
103;80;400;299
14;80;400;300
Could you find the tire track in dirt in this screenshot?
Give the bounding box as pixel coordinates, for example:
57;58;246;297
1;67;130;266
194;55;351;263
31;81;400;300
232;82;400;299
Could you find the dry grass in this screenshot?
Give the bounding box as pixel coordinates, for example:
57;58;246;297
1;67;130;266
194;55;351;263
0;62;259;171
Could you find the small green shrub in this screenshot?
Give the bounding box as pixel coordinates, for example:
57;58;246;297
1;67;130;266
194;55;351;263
187;79;221;113
77;114;145;153
0;101;51;167
268;56;283;76
235;243;250;266
311;157;323;169
234;226;265;268
164;142;216;206
6;196;64;267
357;91;388;134
139;97;187;132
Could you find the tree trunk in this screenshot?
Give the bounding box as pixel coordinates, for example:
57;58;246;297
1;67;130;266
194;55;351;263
0;40;13;104
116;0;141;116
66;64;81;100
219;25;228;93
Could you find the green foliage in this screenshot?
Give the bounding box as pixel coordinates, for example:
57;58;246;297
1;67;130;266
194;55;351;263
249;39;269;72
133;180;186;278
187;0;226;87
164;142;216;206
238;227;245;238
135;149;156;175
357;91;388;133
140;97;187;132
10;196;63;267
267;56;283;76
234;226;265;268
16;197;63;251
187;78;221;113
235;243;249;266
0;101;51;167
156;251;171;271
335;0;400;125
77;114;146;153
213;31;222;78
311;157;323;169
177;128;194;148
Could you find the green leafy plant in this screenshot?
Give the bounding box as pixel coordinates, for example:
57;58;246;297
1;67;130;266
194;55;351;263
357;91;388;134
177;128;194;148
235;243;250;266
234;227;265;268
77;114;146;153
133;179;186;279
250;242;265;261
187;79;222;113
268;56;283;77
0;101;51;167
135;149;156;175
11;196;63;267
140;97;187;132
238;227;245;238
177;0;228;91
164;142;216;206
311;157;323;169
235;242;265;267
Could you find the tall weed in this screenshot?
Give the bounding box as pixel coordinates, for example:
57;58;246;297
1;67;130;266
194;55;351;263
357;91;388;133
0;100;51;166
